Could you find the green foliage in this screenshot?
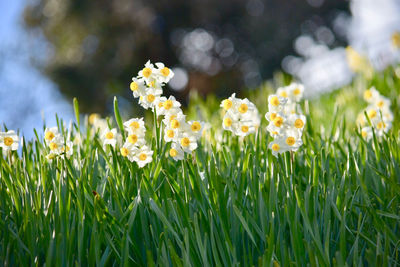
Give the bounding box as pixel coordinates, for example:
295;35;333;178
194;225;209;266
1;71;400;266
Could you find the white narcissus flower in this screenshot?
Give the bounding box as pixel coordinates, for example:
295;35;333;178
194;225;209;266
120;142;138;162
44;127;59;144
374;95;391;111
47;136;64;155
363;87;380;103
357;88;393;137
61;141;74;159
235;98;257;118
277;87;289;98
268;137;290;157
101;128;120;148
222;113;235;132
164;126;179;143
287;83;304;103
138;60;156;83
154;96;167;116
287;114;306;132
375;120;392;137
268;95;287;113
138;88;162;110
188;120;205;139
162;109;184;126
220;93;239;111
146;78;163;92
361;126;373;141
266;115;286;136
133;145;153;168
168;142;184;161
123;118;146;136
221;94;260;137
266;87;306;156
130;78;147;98
179;133;198;153
154;62;174;84
157;95;181;116
127;133;146;147
235;120;256;137
282;129;303;152
265;111;282;122
0;130;19;153
166;113;188;132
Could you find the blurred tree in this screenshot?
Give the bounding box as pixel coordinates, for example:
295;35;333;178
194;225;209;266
23;0;348;114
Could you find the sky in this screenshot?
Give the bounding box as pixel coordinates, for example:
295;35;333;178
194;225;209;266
0;0;73;140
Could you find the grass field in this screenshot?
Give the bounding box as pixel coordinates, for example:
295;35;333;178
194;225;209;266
1;68;400;266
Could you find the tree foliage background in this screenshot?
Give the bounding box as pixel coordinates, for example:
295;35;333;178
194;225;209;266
23;0;348;114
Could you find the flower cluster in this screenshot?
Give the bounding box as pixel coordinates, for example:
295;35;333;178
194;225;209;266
266;83;306;157
118;118;153;167
130;61;174;111
131;61;204;161
220;93;260;137
44;127;74;160
0;130;19;155
357;87;393;140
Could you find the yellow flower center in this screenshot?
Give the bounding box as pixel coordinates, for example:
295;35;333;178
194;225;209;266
272;131;278;135
286;137;295;146
364;90;372;100
130;82;138;91
294;119;304;129
392;32;400;48
293;88;301;95
377;122;385;129
49;142;58;151
88;114;100;125
166;130;175;138
273;117;283;127
147;94;155;103
45;131;55;141
139;153;147;161
377;100;384;108
238;103;248;114
128;134;138;144
280;91;288;97
271;144;280;151
142;67;152;78
270;113;277;121
368;110;377;119
4;137;13;147
130;121;140;130
164;100;173;110
361;130;367;138
181;137;190;147
149;80;156;88
222;99;232;110
161;67;170;77
270;96;280;106
223;117;232;127
241;125;249;133
105;132;114;139
191;121;201;132
169;148;178;157
121;147;129;157
171;119;180;129
158;102;164;108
